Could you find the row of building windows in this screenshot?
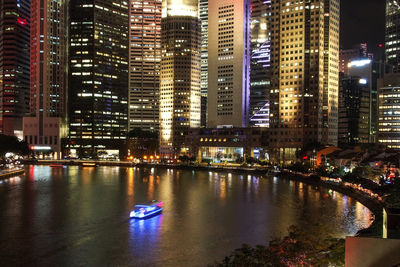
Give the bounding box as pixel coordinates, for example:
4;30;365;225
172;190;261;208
25;135;58;145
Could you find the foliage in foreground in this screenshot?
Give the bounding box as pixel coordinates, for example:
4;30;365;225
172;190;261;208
213;226;345;267
0;134;30;157
384;181;400;208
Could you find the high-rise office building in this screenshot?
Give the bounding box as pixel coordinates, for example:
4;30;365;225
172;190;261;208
128;0;161;132
347;58;391;143
249;0;271;127
200;0;208;127
159;0;201;157
23;0;67;158
338;76;370;144
207;0;251;127
377;73;400;149
386;0;400;73
322;0;340;145
67;0;129;158
0;0;30;137
268;0;340;162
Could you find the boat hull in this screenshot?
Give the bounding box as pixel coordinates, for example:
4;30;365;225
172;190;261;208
130;208;162;219
50;164;64;168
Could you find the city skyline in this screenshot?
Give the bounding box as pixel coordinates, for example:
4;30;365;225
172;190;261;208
2;2;400;267
0;0;397;161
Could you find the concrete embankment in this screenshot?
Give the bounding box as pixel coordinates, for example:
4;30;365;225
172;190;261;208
0;169;25;180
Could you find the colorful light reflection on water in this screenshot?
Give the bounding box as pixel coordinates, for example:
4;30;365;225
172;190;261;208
0;166;373;266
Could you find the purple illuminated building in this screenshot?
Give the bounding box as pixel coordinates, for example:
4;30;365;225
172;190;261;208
250;0;271;127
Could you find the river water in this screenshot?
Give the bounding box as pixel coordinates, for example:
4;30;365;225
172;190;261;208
0;165;372;266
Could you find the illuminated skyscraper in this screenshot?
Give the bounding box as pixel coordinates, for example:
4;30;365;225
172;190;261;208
338;76;370;144
346;58;391;144
378;73;400;149
207;0;251;127
386;0;400;72
199;0;208;126
0;0;30;137
23;0;67;158
128;0;161;132
269;0;339;162
159;0;201;157
250;0;271;127
322;0;340;145
67;0;129;158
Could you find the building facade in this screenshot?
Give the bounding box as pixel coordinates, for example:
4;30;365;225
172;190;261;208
249;0;271;127
338;76;370;144
322;0;340;145
67;0;129;158
128;0;161;132
378;73;400;149
0;0;30;137
200;0;208;127
207;0;251;128
159;0;201;157
347;58;391;143
386;0;400;73
185;127;269;163
268;0;339;162
23;0;67;158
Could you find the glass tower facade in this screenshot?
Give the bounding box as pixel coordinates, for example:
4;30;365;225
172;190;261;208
68;0;129;158
378;74;400;149
23;0;67;158
386;0;400;73
128;0;161;132
250;0;271;127
200;0;208;127
338;76;370;144
0;0;30;137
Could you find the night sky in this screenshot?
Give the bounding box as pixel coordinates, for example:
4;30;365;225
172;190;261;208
341;0;385;57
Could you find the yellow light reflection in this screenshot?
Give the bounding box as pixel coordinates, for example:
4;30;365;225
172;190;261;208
127;168;134;196
148;175;154;199
220;177;226;200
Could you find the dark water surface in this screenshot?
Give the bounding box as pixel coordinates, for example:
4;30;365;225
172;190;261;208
0;166;372;266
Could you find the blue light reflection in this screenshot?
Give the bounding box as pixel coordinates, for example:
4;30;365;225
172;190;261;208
128;214;163;260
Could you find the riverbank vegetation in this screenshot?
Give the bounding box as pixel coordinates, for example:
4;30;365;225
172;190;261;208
213;226;345;267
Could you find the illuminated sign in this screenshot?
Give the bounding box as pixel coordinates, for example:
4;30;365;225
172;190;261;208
348;59;371;68
359;78;368;85
31;146;52;151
